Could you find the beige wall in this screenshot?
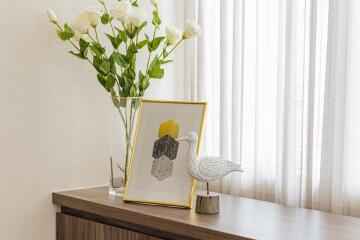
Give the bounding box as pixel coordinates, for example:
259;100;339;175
0;0;184;239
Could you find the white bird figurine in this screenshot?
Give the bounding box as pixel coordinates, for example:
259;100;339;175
177;132;244;195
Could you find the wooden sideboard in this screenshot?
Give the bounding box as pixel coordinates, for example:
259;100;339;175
53;186;360;240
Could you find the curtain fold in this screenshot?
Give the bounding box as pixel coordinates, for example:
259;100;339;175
186;0;360;217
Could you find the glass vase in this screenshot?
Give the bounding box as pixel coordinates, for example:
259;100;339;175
108;96;142;196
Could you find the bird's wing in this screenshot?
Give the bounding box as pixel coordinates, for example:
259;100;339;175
198;156;243;178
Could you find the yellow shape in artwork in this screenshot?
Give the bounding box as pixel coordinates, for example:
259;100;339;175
158;119;180;139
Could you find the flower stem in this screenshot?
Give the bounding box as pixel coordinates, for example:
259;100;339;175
55;23;93;65
103;4;116;37
125;102;136;185
145;27;157;74
88;31;110;60
121;23;129;50
161;39;183;60
94;27;100;43
110;157;114;187
124;104;130;185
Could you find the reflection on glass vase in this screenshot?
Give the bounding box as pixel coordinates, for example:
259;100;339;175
109;96;142;196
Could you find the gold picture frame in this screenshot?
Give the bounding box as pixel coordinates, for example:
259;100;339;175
123;100;208;208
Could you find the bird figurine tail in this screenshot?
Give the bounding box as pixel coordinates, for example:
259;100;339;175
232;163;244;172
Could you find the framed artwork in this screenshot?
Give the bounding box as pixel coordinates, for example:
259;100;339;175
123;100;207;208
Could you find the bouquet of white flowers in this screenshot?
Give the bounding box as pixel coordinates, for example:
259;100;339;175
47;0;201;196
47;0;200;98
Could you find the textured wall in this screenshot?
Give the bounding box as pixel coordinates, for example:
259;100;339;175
0;0;184;239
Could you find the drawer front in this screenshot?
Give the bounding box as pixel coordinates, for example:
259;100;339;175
57;213;162;240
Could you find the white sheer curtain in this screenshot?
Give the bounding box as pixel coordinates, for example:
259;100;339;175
185;0;360;217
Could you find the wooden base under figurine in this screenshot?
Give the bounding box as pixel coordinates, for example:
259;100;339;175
195;192;219;214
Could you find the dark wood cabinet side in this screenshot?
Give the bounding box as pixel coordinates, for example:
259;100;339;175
56;213;162;240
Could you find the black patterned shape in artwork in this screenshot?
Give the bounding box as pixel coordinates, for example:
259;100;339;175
152;135;179;160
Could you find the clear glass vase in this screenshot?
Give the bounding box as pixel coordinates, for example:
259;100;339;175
108;96;142;196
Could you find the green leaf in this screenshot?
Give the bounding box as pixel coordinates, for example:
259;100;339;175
69;51;86;60
99;60;110;75
152;10;161;26
56;30;67;41
115;27;128;42
97;74;107;89
126;43;138;59
139;21;148;30
149;65;164;79
123;25;136;39
93;55;102;69
148;57;164;79
118;75;125;88
132;1;139;7
123;66;136;80
122;75;133;95
138;70;145;82
152;37;165;50
130;84;138;97
90;42;106;56
105;33;122;49
57;24;74;41
79;38;89;58
160;59;173;64
118;54;129;67
90;45;101;56
133;22;147;36
105;73;116;92
111;94;121;108
139;78;149;92
79;39;88;51
162;48;168;58
147;37;165;52
140;78;149;92
110;52;128;68
101;13;111;24
148;55;159;68
56;30;71;41
136;39;148;49
110;61;116;74
64;23;74;37
56;24;75;41
139;71;149;91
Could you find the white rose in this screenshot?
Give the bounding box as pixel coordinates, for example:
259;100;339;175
110;1;132;22
72;31;91;42
124;22;132;32
165;26;182;44
183;19;201;39
72;13;91;33
85;12;100;28
127;7;146;27
47;9;57;24
84;7;101;28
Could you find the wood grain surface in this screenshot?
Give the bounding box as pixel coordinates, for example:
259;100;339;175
53;186;360;240
57;213;162;240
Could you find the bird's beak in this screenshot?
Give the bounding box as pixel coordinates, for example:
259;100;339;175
176;136;186;141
